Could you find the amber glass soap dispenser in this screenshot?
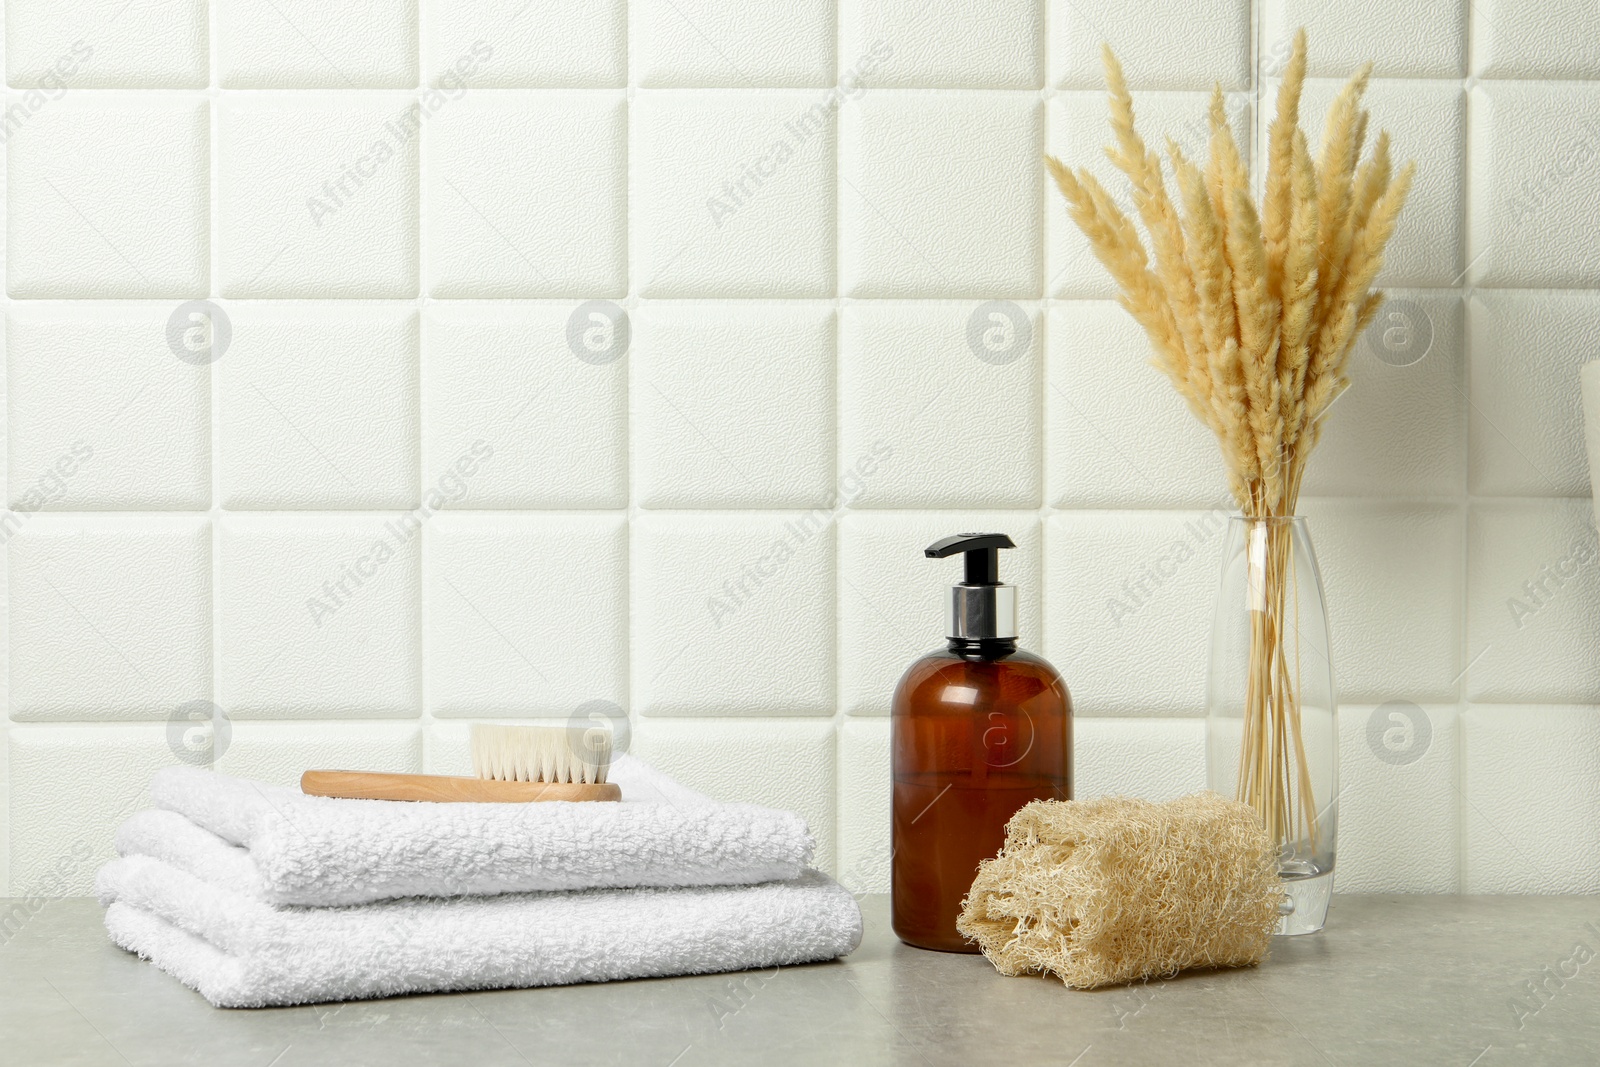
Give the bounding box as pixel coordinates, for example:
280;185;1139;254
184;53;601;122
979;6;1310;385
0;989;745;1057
891;532;1072;952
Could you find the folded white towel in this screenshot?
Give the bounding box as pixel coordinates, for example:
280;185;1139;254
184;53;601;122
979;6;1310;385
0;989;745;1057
142;756;812;906
98;854;862;1008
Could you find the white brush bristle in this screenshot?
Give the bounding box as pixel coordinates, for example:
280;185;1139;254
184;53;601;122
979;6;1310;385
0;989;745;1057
470;724;612;785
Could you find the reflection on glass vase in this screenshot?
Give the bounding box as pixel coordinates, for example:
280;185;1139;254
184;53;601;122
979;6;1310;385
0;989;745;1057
1207;515;1337;935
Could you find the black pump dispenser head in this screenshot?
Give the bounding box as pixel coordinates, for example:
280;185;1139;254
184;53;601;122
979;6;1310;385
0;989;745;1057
925;532;1017;641
926;532;1014;585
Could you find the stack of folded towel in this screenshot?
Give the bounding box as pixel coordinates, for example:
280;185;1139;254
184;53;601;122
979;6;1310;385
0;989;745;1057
96;756;862;1008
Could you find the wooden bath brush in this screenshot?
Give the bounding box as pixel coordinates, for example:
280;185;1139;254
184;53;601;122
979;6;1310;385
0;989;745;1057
301;724;621;802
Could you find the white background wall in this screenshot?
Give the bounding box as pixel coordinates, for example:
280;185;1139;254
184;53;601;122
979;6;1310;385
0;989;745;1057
2;0;1597;897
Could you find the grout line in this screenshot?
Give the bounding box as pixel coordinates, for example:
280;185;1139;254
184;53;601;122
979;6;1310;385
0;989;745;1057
208;10;223;765
1457;1;1474;894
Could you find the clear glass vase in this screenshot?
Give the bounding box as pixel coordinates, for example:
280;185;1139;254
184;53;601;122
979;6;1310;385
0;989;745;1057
1206;515;1337;935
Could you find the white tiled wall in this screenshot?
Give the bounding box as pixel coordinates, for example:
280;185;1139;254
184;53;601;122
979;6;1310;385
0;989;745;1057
2;0;1596;897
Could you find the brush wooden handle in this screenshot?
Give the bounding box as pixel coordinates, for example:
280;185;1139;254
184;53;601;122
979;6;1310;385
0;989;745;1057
300;770;621;803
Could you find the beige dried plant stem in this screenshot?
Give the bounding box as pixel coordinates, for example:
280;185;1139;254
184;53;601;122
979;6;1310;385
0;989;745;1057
1044;31;1414;863
1309;61;1373;352
1280;130;1319;453
1262;29;1308;307
1101;46;1207;397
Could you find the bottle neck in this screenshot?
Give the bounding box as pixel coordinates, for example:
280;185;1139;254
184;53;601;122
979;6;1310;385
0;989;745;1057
946;636;1018;661
946;584;1017;641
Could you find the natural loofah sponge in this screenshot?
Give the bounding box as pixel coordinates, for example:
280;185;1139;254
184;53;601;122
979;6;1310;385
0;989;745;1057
956;792;1283;989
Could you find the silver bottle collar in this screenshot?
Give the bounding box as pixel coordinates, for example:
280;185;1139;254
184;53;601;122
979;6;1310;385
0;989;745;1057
947;584;1017;640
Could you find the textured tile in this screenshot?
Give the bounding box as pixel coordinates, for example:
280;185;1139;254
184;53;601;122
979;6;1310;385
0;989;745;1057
423;721;475;775
1299;501;1464;704
9;725;176;895
1260;0;1466;79
1291;79;1464;287
219;514;420;718
839;301;1040;508
218;0;415;88
1049;0;1250;90
0;0;1585;901
0;724;7;894
633;91;835;298
1467;499;1600;705
1468;290;1600;498
1468;82;1600;288
217;303;419;510
633;512;833;716
1471;0;1600;79
1046;91;1250;300
840;92;1040;298
7;0;206;88
1043;510;1222;716
841;0;1040;88
838;511;1042;716
1338;704;1457;893
217;94;418;298
425;92;627;298
9;516;210;720
7;304;209;510
424;513;627;717
631;719;837;873
1045;301;1231;507
215;722;421;786
1072;718;1204;801
1303;289;1466;498
633;302;834;509
1463;705;1600;893
7;96;207;298
0;540;7;712
216;302;419;511
421;303;627;509
423;0;623;87
633;0;834;88
836;718;888;893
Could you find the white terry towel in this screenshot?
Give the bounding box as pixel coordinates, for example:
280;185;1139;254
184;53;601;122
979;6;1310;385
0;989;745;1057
98;854;862;1008
139;756;813;906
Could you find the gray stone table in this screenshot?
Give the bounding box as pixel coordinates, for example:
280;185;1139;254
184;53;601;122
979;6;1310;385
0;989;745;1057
1;894;1597;1065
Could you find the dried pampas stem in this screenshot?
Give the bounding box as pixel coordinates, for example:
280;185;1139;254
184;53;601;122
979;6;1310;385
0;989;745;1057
1044;29;1414;860
1044;25;1412;516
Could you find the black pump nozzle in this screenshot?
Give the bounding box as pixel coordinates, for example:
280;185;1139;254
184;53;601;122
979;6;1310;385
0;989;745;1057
925;532;1015;586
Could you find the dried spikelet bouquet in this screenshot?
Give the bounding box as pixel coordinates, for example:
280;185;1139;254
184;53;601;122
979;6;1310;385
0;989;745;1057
1046;31;1414;866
